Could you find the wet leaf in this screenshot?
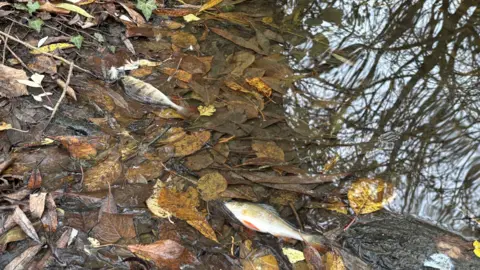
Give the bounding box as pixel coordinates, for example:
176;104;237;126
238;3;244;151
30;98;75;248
189;80;218;105
170;31;198;48
322;7;343;25
252;140;284;161
473;240;480;258
180;55;208;74
128;240;196;269
27;168;42;189
27;0;40;15
125;160;164;184
162;20;185;30
83;152;123;191
210;27;265;55
39;1;71;14
92;213;136;244
4;244;42;270
323;251;346;270
52;135;107;159
184;14;201;22
197;172;228;201
28;55;57;75
304;244;323;270
227;51;255;77
130;66;153;77
30;43;75;54
160;67;192;82
220;185;258;201
243;254;279;270
70;34;84;49
41;193;58;232
12;206;41;243
119;2;146;24
210;142;229;163
29;192;47;219
347;178;395;214
153;127;187;144
282;248;305;264
0;226;27;246
0;64;29;98
171;130;211;157
28;18;43;33
154;108;186;119
198;105;216;116
246;77;272;97
324;154;339;171
154;8;197;17
185;151;214;171
55;3;93;18
199;0;223;13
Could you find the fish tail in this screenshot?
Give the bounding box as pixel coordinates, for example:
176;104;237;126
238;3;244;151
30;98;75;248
301;233;330;253
174;105;192;117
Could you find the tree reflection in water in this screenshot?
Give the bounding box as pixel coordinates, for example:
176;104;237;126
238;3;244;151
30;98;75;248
280;0;480;238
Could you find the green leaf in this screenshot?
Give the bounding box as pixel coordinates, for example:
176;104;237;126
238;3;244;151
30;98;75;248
321;7;343;25
28;19;44;33
108;46;116;53
13;3;28;12
136;0;157;21
27;1;40;15
70;35;84;49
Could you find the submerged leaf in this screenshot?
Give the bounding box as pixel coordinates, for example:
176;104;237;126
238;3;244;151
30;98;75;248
171;131;211;157
198;105;216;116
252;140;284;161
197;172;228;201
347;178;395;214
210;27;265;55
246;77;272;97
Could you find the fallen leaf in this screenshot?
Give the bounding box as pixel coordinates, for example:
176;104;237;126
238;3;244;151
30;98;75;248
83;152;123;191
323;251;346;270
29;192;47;219
28;55;57;74
27;168;42;189
56;79;77;101
52;135;108;159
30;43;75;54
170;31;198;48
40;2;71;14
347;178;395;214
41;193;58;232
55;3;93;18
246;77;272;97
99;185;118;215
197;172;228;201
154;8;197;17
154;108;186;119
128;240;197;269
136;0;157;21
130;66;153;77
198;105;216;116
184;13;201;22
227;51;256;77
0;226;27;247
0;64;29;98
252;140;284;161
210;142;229;163
243;254;279;270
119;2;146;25
92;213;136;244
211;27;265;55
160;67;192;82
4;244;43;270
241;171;349;184
322;7;343;25
180;55;208;74
12;206;41;243
171;130;211;157
282;248;305;264
162;20;185;29
184;151;214;171
304;244;323;270
125;160;164;184
198;0;223;13
220;185;258;201
474;240;480;258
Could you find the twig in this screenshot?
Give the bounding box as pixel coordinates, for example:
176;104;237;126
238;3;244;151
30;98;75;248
0;30;96;77
43;62;74;131
289;202;304;231
2;23;13;64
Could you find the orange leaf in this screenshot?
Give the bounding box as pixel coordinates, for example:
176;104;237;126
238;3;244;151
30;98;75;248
246;77;273;97
161;67;192;82
198;0;223;12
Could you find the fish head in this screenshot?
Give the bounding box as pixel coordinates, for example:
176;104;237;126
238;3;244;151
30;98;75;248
224;201;257;219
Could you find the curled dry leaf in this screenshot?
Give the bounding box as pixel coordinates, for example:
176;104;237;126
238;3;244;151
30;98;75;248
347;178;395;214
197;172;228;201
56;79;77;101
12;206;41;243
0;64;29;98
119;2;146;25
252;140;284;161
128;240;197;269
171;130;211;157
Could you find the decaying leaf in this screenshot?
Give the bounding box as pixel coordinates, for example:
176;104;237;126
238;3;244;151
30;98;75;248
198;105;216;116
160;67;192;82
125;160;164;184
119;2;146;25
0;64;29;98
154;108;186;119
170;31;198;48
246;77;272;97
197;172;228;201
56;78;77;101
211;27;265;55
282;248;305;264
52;135;109;159
0;226;28;247
252;140;284;161
28;55;57;75
153;127;187;144
92;212;136;244
4;244;43;270
154;8;197;17
171;130;211;157
30;43;75;54
198;0;223;13
128;240;197;269
27;168;42;190
243;253;279;270
83;152;123;191
323;251;346;270
184;151;214;171
30;192;47;219
41;193;58;232
347;178;395;214
12;206;41;243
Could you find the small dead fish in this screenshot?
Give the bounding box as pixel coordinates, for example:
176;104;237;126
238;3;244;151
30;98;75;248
225;201;329;250
120;76;189;116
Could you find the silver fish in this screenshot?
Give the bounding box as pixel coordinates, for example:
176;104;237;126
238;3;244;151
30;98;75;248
224;201;329;250
120;75;189;115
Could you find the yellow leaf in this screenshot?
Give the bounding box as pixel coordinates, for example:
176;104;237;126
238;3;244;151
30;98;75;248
198;0;223;13
243;254;279;270
187;220;218;243
246;77;272;97
474;240;480;258
171;131;211;157
252;140;284;161
0;122;13;131
324;251;346;270
347;178;395;214
282;248;305;264
184;14;201;22
55;3;94;18
153;108;185;119
324;154;340;171
198;105;216;116
30;43;75;54
160;67;192;82
197;172;228;201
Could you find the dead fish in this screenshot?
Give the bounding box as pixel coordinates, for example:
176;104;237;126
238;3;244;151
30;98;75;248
120;75;189;116
224;201;329;251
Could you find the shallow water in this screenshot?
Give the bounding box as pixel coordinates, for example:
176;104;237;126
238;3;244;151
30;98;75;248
273;0;480;239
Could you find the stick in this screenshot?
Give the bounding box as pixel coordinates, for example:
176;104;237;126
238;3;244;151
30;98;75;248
0;30;96;77
43;62;74;131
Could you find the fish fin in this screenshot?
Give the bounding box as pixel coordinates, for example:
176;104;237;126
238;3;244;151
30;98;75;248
242;220;260;231
301;234;330;253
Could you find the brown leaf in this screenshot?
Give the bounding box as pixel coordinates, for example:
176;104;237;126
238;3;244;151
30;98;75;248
27;168;42;189
171;130;211;157
12;206;41;243
180;55;208;74
154;8;196;17
4;244;43;270
119;2;146;25
187;219;219;243
252;140;284;161
39;1;70;14
129;66;153;77
304;244;323;270
128;240;197;269
28;55;57;75
189;80;219;105
92;213;136;244
323;250;346;270
0;64;29;98
197;172;228;201
214;12;250;26
52;135;109;159
170;31;198;48
65;211;98;232
83;152;123;192
100;185;118;215
125;159;164;183
211;27;265;55
184;151;214;171
220;185;258;201
241;171;349;184
41;193;58;232
210;142;229;164
160;67;192;82
125;26;155;38
243;253;279;270
227;51;256;77
29;192;47;219
56;78;77;101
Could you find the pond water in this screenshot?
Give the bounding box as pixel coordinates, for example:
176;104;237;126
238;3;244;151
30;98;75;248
274;0;480;239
